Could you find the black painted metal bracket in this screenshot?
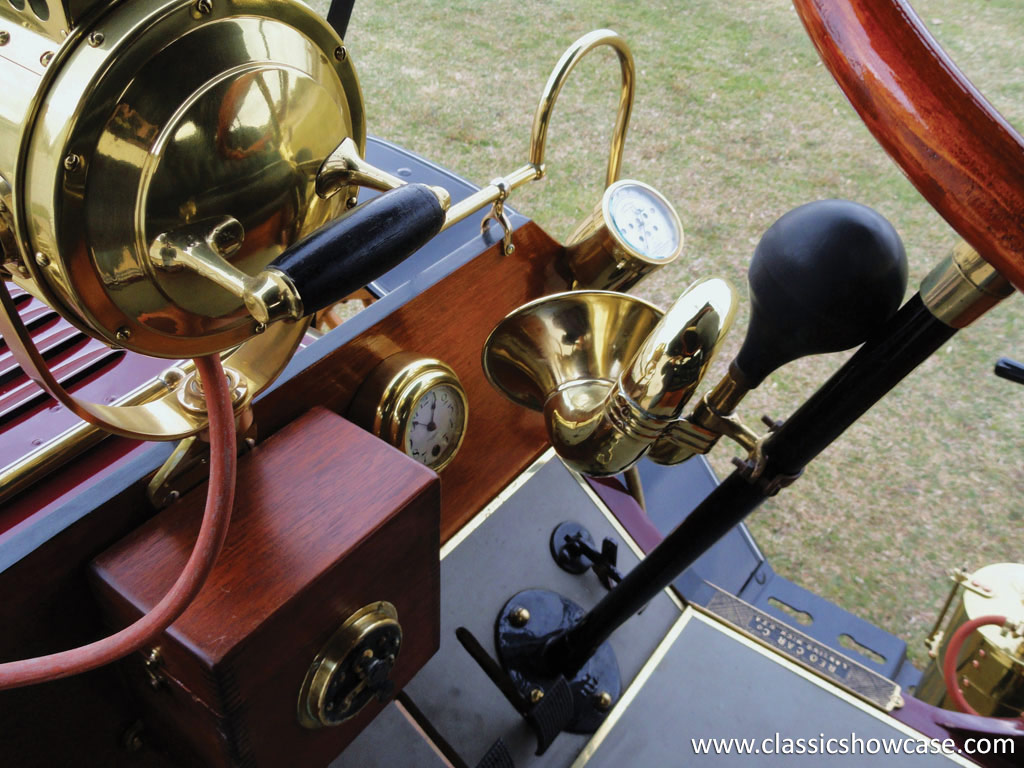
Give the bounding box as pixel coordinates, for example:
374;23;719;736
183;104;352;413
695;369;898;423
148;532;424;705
327;0;357;39
550;522;622;589
494;590;621;735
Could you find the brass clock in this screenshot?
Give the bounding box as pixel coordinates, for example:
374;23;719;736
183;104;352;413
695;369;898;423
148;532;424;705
349;353;468;471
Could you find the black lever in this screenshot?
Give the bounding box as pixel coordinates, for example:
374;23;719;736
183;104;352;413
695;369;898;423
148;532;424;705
994;357;1024;386
734;199;908;387
268;183;445;316
542;200;913;679
455;627;573;756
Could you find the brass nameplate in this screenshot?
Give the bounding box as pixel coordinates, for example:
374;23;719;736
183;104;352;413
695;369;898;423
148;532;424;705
699;585;904;712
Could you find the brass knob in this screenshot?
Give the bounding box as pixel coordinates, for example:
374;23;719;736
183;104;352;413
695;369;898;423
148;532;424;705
297;602;402;729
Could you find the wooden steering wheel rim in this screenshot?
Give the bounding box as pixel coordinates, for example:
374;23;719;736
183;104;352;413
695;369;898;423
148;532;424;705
793;0;1024;292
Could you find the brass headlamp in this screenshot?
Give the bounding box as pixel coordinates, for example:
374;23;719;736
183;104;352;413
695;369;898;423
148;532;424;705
0;0;368;439
0;9;674;453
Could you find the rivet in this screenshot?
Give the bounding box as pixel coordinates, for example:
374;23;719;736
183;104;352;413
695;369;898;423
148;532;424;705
34;252;49;267
594;691;613;711
158;367;185;389
120;722;145;753
63;153;82;172
345;195;358;209
116;326;132;342
253;321;266;334
504;243;516;255
167;490;180;502
0;31;10;46
529;688;544;704
88;31;104;47
144;648;165;689
509;606;530;628
194;0;213;14
40;51;54;67
334;46;347;61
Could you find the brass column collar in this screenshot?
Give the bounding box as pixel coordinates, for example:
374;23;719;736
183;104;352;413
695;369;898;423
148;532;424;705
920;241;1015;328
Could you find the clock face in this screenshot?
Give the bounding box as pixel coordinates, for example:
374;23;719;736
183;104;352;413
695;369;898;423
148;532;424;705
404;383;467;470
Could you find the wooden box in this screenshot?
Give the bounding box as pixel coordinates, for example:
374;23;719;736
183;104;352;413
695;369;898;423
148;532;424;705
90;407;440;768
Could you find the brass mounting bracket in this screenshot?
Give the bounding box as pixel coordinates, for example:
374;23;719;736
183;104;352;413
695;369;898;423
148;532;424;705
146;365;254;509
480;178;515;255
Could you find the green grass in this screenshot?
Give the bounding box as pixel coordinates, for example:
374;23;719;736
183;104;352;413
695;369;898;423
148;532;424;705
310;0;1024;667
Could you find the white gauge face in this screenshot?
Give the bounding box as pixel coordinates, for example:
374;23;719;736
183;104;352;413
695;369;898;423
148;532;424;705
607;183;681;261
405;384;467;469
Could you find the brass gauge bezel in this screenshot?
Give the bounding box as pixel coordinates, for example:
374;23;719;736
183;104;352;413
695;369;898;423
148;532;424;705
297;601;402;729
564;179;684;292
349;353;468;472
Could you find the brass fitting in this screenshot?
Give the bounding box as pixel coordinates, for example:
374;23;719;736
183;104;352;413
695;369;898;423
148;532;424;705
316;137;451;211
647;363;757;465
543;278;736;476
920;241;1014;328
150;217;304;327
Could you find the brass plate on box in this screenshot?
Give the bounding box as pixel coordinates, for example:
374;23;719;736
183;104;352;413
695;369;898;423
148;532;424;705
696;583;904;712
298;601;403;729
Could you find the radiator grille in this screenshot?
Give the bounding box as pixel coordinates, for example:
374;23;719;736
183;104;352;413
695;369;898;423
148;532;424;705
0;285;169;491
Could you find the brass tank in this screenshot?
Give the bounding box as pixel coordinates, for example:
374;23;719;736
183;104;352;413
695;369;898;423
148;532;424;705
917;562;1024;717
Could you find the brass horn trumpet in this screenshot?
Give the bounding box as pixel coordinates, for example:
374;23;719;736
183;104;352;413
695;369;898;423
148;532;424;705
483;279;737;476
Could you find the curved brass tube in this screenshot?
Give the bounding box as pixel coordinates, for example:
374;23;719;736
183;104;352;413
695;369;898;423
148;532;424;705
529;28;635;188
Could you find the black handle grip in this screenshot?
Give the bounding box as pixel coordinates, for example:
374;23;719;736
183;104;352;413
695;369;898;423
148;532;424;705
734;199;908;388
269;184;445;315
994;357;1024;385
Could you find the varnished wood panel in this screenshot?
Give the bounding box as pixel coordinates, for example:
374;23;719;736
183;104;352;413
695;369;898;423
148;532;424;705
90;408;441;768
257;221;570;541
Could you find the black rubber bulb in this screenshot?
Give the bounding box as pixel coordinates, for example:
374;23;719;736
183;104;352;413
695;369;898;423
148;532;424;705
734;199;908;388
